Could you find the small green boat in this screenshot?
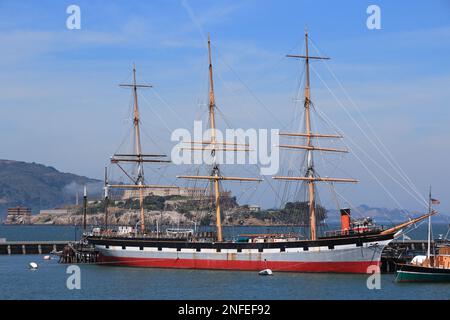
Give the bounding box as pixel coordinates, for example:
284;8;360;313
396;189;450;283
395;263;450;282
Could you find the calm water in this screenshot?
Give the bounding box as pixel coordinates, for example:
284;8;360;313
0;224;449;300
1;221;449;241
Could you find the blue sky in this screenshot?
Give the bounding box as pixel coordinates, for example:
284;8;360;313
0;0;449;214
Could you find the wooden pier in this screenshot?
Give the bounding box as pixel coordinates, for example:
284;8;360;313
58;242;99;264
381;239;436;273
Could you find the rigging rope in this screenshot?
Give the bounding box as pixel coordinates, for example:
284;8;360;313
309;37;428;206
310;65;428;212
308;38;428;208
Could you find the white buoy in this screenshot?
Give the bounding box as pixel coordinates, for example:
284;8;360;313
258;268;273;276
43;255;51;260
29;262;38;270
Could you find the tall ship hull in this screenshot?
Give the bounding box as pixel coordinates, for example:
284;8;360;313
88;232;394;273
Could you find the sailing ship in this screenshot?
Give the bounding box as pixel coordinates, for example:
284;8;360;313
86;32;433;273
395;191;450;282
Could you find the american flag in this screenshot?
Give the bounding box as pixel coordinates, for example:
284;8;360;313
431;198;440;205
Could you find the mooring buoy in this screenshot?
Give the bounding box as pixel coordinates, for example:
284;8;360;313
258;268;273;276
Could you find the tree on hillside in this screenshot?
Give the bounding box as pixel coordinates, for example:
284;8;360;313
282;201;327;225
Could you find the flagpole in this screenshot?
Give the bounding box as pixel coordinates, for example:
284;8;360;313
427;186;432;264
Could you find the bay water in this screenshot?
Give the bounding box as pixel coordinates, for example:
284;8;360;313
0;224;449;300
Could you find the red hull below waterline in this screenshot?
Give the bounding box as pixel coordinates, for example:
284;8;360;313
98;255;379;273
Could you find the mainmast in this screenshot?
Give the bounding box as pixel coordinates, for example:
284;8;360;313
274;30;358;240
303;30;317;240
207;34;223;242
177;34;262;242
109;65;171;234
132;65;146;234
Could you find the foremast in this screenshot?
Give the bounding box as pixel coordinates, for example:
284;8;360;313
108;65;171;234
177;34;262;242
273;30;358;240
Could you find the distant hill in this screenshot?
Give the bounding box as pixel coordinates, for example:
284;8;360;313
326;204;410;222
327;204;449;223
0;159;101;217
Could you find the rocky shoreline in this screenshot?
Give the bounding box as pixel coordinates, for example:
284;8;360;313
16;210;278;227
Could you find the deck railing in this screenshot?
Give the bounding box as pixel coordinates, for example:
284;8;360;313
323;226;385;238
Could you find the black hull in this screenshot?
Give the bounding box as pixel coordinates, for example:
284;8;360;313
396;263;450;274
